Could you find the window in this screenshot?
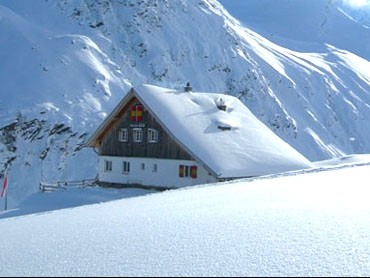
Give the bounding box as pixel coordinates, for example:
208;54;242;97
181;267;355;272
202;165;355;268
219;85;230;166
104;160;112;172
152;163;157;172
141;163;145;170
122;161;130;173
179;165;197;179
133;128;143;142
179;165;190;177
147;128;158;143
118;128;128;142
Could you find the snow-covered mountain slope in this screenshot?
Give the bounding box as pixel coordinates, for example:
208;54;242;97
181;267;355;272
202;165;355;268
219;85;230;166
0;0;370;207
219;0;370;58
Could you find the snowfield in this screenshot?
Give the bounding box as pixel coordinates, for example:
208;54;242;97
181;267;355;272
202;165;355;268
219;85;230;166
0;155;370;276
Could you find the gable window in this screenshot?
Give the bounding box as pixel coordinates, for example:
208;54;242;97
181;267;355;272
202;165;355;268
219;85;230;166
133;128;143;142
147;128;158;143
118;128;128;142
122;161;130;173
179;165;197;179
104;160;112;172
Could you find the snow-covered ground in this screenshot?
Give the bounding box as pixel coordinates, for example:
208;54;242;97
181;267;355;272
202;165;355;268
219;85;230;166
0;155;369;276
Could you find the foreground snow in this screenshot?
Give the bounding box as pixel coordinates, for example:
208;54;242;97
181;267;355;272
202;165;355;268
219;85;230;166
0;155;370;276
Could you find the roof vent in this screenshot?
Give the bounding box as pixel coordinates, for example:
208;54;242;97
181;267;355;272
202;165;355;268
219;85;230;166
216;97;227;111
218;125;231;131
184;82;192;92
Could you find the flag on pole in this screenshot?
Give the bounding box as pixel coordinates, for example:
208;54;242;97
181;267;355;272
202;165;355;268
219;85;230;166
1;175;8;198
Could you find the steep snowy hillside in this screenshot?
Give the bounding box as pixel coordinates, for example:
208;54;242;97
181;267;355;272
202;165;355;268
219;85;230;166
219;0;370;58
0;2;131;206
0;0;370;207
217;0;370;159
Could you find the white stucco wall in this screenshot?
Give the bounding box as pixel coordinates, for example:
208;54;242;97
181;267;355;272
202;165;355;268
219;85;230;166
98;156;218;188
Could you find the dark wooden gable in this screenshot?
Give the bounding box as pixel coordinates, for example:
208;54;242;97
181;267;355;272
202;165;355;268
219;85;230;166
99;95;193;160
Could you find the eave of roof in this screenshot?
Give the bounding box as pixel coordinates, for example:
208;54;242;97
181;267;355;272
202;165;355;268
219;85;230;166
85;88;135;147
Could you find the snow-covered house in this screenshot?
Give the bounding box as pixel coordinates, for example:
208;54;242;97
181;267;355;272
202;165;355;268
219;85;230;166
86;84;313;188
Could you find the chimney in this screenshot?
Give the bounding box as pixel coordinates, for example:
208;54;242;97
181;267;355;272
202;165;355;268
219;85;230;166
216;97;227;111
184;82;192;92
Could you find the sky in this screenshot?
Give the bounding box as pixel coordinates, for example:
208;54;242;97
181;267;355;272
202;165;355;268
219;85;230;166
0;155;370;276
343;0;370;9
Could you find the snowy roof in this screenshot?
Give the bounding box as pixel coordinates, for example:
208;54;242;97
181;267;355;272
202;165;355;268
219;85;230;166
88;84;313;178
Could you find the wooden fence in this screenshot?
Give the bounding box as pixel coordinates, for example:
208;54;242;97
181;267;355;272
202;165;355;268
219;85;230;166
39;178;98;192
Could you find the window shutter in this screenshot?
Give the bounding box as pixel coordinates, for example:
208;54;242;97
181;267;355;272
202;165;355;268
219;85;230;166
190;166;197;179
136;105;143;121
179;165;184;177
130;105;136;121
